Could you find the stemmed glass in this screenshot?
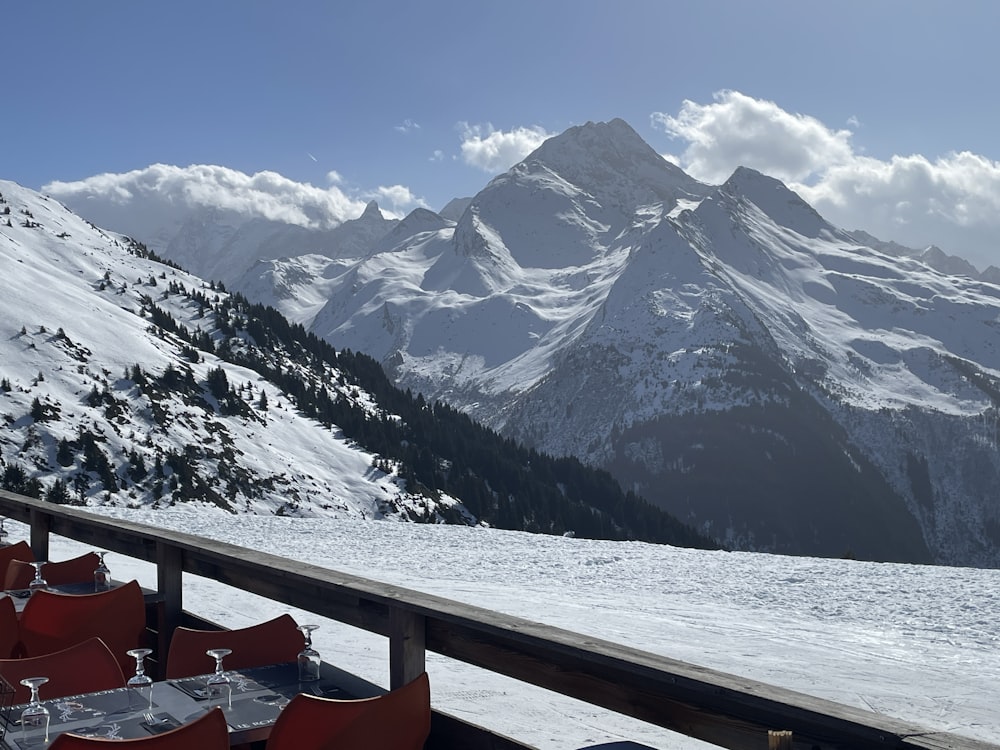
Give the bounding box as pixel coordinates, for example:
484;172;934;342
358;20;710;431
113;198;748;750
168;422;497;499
27;561;47;595
297;624;320;682
0;518;9;547
19;676;50;744
94;551;111;592
205;648;232;710
127;648;154;711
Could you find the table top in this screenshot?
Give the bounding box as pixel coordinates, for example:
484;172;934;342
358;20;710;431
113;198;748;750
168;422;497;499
1;662;348;748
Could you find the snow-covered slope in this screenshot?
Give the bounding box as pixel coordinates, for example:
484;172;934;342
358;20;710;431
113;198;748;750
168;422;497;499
0;180;450;521
159;200;397;289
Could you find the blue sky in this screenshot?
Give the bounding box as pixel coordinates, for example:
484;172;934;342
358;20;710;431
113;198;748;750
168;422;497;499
5;1;1000;268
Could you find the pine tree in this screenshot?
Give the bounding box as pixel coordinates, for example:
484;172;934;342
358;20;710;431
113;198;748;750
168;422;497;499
46;479;70;504
56;438;74;467
72;472;90;504
30;397;45;422
206;366;229;401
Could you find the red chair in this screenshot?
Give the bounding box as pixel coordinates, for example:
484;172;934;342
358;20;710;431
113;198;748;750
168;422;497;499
17;579;147;674
0;637;125;704
5;551;101;590
48;706;229;749
0;540;34;584
165;613;304;679
0;595;18;658
264;671;431;750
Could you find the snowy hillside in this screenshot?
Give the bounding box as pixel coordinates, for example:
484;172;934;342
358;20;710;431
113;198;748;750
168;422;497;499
44;120;1000;567
0;181;427;519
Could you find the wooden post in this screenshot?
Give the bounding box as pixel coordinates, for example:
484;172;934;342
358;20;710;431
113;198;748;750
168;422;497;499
28;507;49;562
768;730;793;749
389;607;426;690
156;541;183;677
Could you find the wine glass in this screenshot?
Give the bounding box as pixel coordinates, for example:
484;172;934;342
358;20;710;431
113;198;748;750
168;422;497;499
19;676;50;744
126;648;154;711
94;551;111;592
0;517;9;547
205;648;232;709
27;561;47;595
297;624;321;682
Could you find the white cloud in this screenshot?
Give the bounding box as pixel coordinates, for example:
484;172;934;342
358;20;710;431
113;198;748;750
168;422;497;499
651;91;1000;269
660;151;681;168
364;184;428;215
798;151;1000;261
430;150;444;162
458;123;553;173
395;119;420;134
652;90;854;185
44;164;367;239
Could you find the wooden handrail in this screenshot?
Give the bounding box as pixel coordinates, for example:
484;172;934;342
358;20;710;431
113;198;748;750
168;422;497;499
0;490;993;750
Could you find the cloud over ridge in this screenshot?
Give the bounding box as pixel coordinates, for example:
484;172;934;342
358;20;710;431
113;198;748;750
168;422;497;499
45;164;368;232
459;123;554;173
652;90;1000;269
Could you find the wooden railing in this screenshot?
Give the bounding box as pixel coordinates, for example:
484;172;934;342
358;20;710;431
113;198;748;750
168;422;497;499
0;489;994;750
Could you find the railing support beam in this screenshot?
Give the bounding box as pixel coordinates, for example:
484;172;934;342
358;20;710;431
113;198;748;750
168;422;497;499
389;608;426;689
28;507;50;562
156;541;183;672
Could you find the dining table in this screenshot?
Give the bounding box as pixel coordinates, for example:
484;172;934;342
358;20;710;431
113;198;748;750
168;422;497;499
0;662;349;748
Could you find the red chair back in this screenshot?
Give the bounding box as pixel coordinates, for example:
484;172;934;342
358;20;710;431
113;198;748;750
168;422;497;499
18;579;147;674
0;595;17;659
0;540;34;583
265;671;431;750
165;613;304;679
0;636;125;704
48;706;229;749
5;552;101;590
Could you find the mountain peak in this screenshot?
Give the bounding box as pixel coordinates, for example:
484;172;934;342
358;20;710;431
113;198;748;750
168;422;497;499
360;200;383;220
530;118;653;160
718;166;833;239
519;118;708;210
720;165;784;194
376;207;451;252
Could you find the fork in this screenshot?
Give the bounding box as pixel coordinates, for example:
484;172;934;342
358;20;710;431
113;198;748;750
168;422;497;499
142;712;163;725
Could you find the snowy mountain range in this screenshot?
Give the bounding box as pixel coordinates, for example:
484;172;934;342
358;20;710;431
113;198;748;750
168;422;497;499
0;178;710;549
42;119;1000;567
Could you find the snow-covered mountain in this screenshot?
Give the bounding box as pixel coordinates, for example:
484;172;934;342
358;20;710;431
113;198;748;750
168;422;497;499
0;178;709;549
44;119;1000;567
848;228;996;279
305;121;1000;567
154;199;397;289
0;181;424;520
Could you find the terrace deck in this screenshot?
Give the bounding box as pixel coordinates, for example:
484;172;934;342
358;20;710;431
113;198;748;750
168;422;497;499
0;489;993;750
